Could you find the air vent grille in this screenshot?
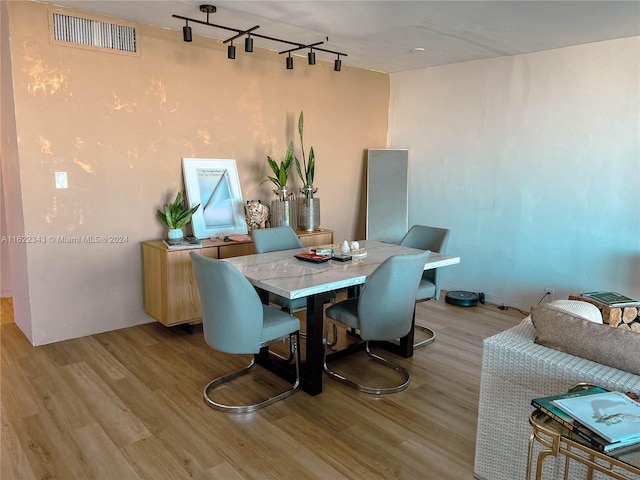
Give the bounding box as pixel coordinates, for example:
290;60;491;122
52;12;137;53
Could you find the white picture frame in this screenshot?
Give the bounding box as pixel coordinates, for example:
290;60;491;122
182;158;248;239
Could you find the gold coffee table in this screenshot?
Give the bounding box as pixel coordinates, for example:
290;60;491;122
527;410;640;480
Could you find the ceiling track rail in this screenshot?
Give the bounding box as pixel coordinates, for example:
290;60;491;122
172;4;347;64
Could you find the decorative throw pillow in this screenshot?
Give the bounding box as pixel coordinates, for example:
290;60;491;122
531;303;640;376
548;299;603;323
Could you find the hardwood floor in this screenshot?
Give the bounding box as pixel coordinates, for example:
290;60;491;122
1;298;13;325
1;297;525;479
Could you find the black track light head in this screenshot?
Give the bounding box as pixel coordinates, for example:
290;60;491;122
286;54;294;70
183;24;192;42
334;58;342;71
308;50;316;65
228;43;236;59
245;36;253;53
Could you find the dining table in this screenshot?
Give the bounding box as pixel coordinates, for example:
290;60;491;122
223;239;461;395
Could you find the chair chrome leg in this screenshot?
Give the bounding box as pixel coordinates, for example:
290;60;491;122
413;324;437;348
323;340;410;394
203;332;300;413
269;335;297;363
326;323;338;348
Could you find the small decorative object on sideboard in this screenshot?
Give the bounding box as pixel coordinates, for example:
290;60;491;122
157;189;200;241
245;200;269;230
295;111;320;231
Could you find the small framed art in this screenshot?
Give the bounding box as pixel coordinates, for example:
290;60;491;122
182;158;248;239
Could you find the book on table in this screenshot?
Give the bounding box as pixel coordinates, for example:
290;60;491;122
580;291;640;308
163;236;202;250
531;387;615;452
551;391;640;446
532;388;640;452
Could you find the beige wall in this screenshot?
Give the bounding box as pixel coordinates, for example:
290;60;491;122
3;1;389;344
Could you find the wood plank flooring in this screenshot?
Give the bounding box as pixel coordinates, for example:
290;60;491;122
1;297;525;479
1;298;13;325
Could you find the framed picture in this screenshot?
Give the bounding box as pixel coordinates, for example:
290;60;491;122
182;158;248;239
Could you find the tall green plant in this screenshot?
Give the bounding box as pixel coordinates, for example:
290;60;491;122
294;111;315;192
156;190;200;229
263;141;294;190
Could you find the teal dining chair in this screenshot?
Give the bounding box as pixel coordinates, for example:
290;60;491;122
190;252;300;413
252;226;303;254
398;225;451;348
251;226;307;311
323;250;430;394
252;225;338;348
252;226;337;312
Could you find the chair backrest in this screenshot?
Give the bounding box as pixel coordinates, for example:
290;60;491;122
399;225;450;299
357;250;430;341
399;225;450;253
190;252;264;354
252;226;303;253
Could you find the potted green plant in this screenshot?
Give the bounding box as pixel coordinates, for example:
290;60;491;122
264;141;294;200
294;111;320;231
157;189;200;240
263;141;297;228
294;111;316;199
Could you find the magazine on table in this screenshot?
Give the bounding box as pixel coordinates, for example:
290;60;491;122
531;387;621;452
580;291;640;308
552;391;640;444
163;236;202;250
532;387;607;432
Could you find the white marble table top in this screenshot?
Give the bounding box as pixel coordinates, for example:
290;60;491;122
222;240;461;300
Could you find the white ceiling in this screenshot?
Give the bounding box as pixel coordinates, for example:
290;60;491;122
39;1;640;73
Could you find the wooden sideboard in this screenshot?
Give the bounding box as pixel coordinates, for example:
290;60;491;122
142;229;334;326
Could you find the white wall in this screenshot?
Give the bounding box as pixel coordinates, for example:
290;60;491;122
388;37;640;310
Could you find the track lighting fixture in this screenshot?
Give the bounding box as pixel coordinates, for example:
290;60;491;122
223;25;259;60
199;4;216;18
244;35;253;53
183;21;192;42
173;5;347;71
280;41;321;71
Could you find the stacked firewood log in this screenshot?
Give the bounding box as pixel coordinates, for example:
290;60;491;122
568;295;640;332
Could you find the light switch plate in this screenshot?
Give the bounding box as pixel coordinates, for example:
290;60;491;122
55;172;68;189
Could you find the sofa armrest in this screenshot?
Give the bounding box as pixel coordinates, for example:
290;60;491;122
474;318;640;480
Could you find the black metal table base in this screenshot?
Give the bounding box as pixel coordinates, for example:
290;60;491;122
256;289;416;395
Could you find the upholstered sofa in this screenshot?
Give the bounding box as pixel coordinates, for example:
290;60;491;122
474;300;640;480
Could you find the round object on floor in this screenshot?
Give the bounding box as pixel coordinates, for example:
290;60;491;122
445;291;479;307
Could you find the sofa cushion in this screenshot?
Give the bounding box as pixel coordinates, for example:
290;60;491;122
531;303;640;376
548;299;603;323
